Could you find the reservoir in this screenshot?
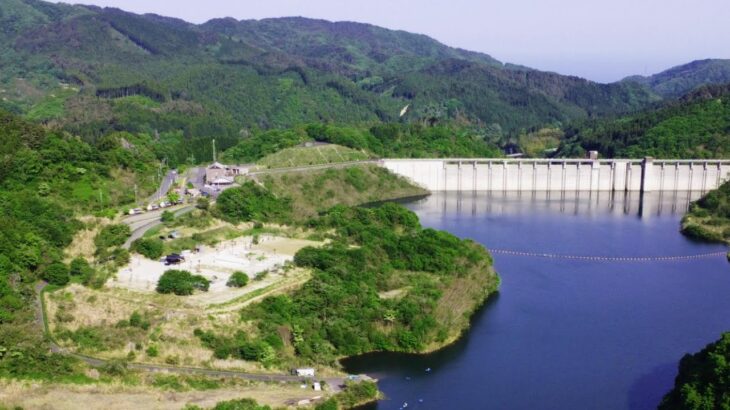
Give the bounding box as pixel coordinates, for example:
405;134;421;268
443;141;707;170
343;191;730;410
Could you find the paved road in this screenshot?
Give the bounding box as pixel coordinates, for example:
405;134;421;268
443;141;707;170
147;170;178;204
122;205;195;248
34;282;344;385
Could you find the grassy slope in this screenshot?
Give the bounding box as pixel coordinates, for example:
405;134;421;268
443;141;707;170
259;164;428;219
256;144;371;169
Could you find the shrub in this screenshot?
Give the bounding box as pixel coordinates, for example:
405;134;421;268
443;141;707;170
227;271;249;288
94;224;131;251
161;210;175;223
315;399;338;410
70;257;96;285
196;197;210;210
43;262;70;285
129;311;150;330
146;345;159;357
109;247;130;267
156;270;210;295
211;398;271;410
682;223;723;242
131;238;164;259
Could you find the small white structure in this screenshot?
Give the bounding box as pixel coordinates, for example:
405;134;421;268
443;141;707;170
205;162;248;186
313;382;322;391
295;368;315;377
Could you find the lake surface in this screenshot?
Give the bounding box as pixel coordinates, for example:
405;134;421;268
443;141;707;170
343;191;730;410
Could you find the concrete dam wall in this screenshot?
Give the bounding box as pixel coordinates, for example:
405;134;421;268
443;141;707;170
381;158;730;193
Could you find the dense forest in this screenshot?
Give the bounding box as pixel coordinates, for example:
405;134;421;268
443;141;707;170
1;1;729;161
659;332;730;410
0;2;698;149
222;122;501;164
623;59;730;98
557;83;730;159
0;110;159;380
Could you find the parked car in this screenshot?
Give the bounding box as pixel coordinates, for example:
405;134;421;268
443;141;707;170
164;254;185;265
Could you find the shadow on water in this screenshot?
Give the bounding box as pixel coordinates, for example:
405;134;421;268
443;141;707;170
341;292;501;378
627;362;677;410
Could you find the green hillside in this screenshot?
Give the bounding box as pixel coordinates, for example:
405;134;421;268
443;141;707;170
0;0;672;160
223;123;502;163
558;83;730;158
624;59;730;98
256;144;370;169
0;110;159;380
681;180;730;244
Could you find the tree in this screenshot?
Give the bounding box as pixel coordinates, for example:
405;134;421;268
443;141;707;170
226;271;249;288
215;181;291;223
156;270;210;296
660;332;730;409
69;257;95;283
43;262;70;285
131;238;164;260
167;192;180;204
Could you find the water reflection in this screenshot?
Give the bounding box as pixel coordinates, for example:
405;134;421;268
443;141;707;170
343;191;729;410
424;190;702;219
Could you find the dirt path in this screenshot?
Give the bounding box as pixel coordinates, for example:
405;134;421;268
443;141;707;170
35;282;343;385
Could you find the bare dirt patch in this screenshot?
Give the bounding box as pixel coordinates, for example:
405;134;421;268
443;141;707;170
111;235;320;304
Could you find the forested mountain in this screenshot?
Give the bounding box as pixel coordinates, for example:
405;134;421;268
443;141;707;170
557;83;730;158
0;0;667;159
623;59;730;98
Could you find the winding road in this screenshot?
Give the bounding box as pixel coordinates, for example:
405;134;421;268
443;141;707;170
122;205;196;248
30;164;370;388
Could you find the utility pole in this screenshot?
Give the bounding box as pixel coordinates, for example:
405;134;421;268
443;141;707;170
212;139;217;163
134;184;138;205
98;189;103;209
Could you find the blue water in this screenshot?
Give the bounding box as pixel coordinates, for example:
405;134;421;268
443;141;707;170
343;191;730;410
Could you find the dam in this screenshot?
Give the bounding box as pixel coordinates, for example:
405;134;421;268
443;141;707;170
381;158;730;194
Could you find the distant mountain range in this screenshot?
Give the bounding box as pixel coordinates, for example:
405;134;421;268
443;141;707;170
0;0;729;155
623;59;730;98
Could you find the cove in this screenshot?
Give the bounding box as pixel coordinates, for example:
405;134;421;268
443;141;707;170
342;191;730;410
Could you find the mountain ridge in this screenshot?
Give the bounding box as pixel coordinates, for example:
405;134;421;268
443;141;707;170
1;0;728;161
622;58;730;98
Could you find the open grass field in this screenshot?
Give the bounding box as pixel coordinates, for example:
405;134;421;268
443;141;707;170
0;378;328;409
257;144;371;169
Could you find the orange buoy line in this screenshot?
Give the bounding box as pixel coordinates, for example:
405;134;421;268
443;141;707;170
488;249;727;262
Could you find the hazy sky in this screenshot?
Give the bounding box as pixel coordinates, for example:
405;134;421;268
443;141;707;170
51;0;730;82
